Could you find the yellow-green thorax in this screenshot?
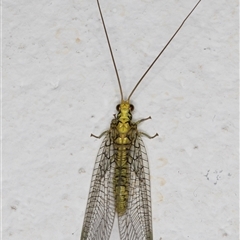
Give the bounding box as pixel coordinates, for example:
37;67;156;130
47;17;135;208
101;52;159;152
116;101;132;137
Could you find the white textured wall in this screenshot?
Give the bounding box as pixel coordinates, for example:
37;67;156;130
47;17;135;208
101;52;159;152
3;0;238;239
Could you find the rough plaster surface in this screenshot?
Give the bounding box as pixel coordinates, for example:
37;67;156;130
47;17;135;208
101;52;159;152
3;0;239;239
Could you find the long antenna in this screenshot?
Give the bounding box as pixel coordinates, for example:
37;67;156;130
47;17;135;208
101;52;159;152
127;0;202;101
96;0;123;101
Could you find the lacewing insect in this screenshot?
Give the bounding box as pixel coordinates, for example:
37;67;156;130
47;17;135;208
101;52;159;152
80;0;202;239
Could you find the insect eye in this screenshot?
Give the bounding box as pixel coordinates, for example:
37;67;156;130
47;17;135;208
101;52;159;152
116;104;120;111
130;104;134;111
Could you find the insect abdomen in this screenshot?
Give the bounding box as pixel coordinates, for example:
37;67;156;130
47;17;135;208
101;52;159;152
114;140;131;216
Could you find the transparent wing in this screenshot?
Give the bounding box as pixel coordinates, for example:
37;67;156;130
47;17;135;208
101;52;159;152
80;132;116;240
118;134;153;240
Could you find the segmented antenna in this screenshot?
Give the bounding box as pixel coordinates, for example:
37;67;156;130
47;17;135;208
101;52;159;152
128;0;202;101
96;0;202;102
96;0;123;101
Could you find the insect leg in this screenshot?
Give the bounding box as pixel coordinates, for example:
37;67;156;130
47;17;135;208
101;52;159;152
135;117;158;138
140;132;159;139
90;131;108;138
136;116;152;124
